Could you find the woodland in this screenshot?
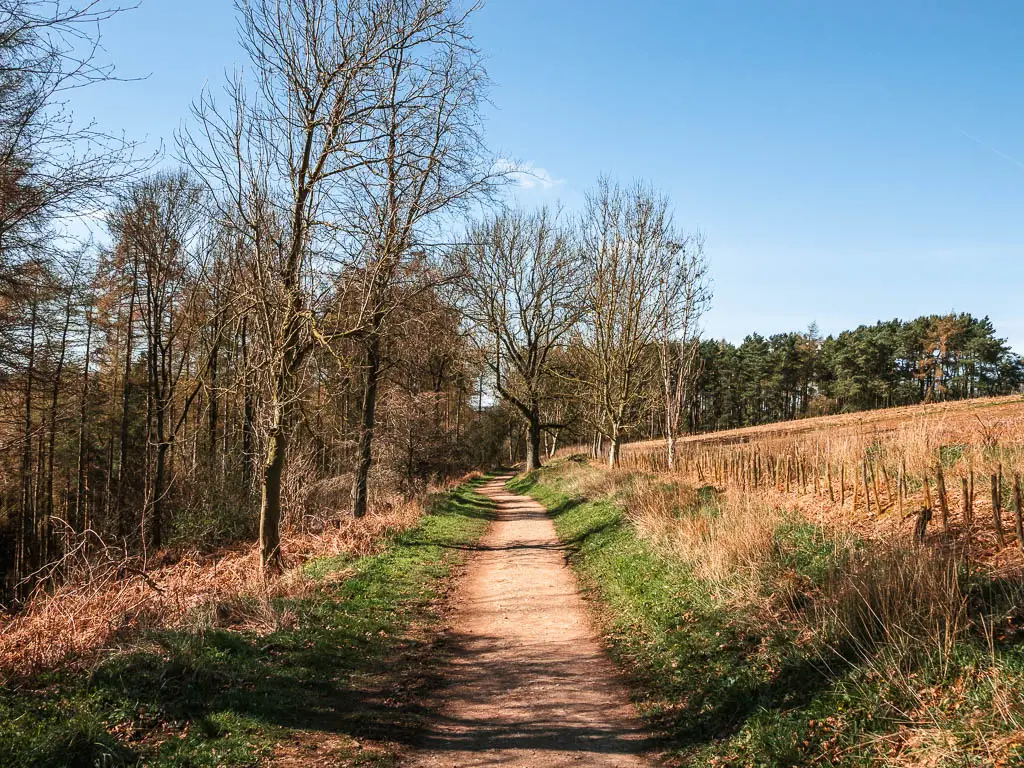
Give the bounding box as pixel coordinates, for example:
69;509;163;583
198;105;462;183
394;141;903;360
0;0;1020;608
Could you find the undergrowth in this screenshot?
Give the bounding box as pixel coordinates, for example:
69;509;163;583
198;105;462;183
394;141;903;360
0;480;493;768
512;459;1024;767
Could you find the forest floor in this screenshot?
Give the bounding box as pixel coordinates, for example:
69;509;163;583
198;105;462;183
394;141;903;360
407;474;655;767
0;480;494;767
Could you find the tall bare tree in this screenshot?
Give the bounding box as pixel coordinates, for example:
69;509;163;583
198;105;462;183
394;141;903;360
455;207;583;472
341;0;493;517
109;171;209;549
184;0;493;566
577;177;675;467
657;232;710;469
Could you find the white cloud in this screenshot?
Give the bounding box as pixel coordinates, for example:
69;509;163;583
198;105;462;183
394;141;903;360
494;159;564;190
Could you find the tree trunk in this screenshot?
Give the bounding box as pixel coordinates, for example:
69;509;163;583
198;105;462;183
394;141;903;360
259;399;286;570
150;373;168;550
116;271;136;538
240;316;255;488
547;429;560;459
76;311;93;539
151;440;167;549
258;279;309;569
608;431;621;468
524;411;542;472
45;288;74;561
351;331;382;519
208;313;219;460
20;297;38;584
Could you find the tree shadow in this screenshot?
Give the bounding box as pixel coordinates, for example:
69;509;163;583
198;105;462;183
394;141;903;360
60;488;499;764
83;566;458;763
639;634;843;749
411;629;655;760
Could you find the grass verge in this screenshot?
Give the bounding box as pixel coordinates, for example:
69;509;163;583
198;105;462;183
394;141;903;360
511;459;1024;768
0;480;493;768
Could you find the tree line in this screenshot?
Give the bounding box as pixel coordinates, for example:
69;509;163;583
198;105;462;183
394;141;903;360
690;314;1023;432
0;0;710;599
0;0;512;599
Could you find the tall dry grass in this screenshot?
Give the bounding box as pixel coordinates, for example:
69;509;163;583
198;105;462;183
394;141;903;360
817;544;970;664
603;463;1004;668
0;486;443;681
553;445;1024;763
621;478;782;588
611;395;1024;571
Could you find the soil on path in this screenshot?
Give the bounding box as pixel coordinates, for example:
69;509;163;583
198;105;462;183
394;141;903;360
408;474;654;767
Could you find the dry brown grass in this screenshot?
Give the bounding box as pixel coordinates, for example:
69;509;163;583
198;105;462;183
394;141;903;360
608;463;988;663
0;489;437;682
546;444;1024;765
818;544;969;663
597;395;1024;573
621;478;783;589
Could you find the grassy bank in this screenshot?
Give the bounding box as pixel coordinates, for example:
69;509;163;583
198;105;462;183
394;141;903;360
0;481;493;768
512;459;1024;767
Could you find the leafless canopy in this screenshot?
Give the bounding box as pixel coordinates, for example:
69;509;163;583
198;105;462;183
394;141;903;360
576;176;684;467
454;207;585;471
0;0;140;258
182;0;495;564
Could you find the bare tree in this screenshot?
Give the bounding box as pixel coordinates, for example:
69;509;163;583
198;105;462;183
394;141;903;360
0;0;140;262
577;177;675;467
108;171;210;549
184;0;493;567
341;0;494;517
656;232;710;469
184;0;381;569
455;207;584;472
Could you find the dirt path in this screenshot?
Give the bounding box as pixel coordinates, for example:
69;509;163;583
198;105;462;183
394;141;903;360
409;475;654;767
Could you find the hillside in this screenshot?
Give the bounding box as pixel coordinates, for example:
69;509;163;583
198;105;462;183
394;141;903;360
610;395;1024;572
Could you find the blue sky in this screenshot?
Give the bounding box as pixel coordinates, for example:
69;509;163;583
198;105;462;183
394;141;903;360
75;1;1024;350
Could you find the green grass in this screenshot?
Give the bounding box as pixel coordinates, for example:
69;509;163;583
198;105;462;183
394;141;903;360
0;481;493;768
513;463;1024;768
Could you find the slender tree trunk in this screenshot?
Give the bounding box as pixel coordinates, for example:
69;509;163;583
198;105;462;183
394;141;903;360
351;330;382;518
548;429;559;459
240;317;255;488
116;272;137;538
259;398;286;569
152;438;167;549
208;313;219;461
608;428;621;468
76;311;93;540
142;332;154;557
45;290;73;563
151;343;171;550
20;297;38;584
